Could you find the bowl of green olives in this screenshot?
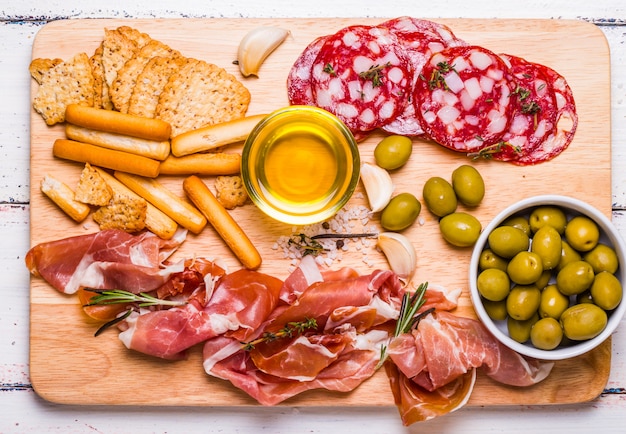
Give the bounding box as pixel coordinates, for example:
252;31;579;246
469;195;626;360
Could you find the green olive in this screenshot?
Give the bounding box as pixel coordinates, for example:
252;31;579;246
556;260;595;296
539;284;570;320
374;135;413;170
507;251;544;285
479;248;508;272
451;165;485;207
560;303;608;341
535;270;552;291
577;291;595;304
487;226;530;259
439;212;482;247
557;240;582;272
529;206;567;234
531;225;562;270
564;215;600;252
477;268;511;301
590;271;623;311
507;313;539;343
583;243;619;274
423;176;457;217
506;284;541;321
380;193;421;231
483;298;508;321
501;215;532;237
530;317;564;350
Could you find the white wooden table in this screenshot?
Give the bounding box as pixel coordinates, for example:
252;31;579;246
2;1;625;432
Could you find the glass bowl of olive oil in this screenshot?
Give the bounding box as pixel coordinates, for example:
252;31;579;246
241;106;360;225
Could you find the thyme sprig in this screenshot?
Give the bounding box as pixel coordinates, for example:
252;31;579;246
427;61;456;90
359;62;391;87
378;282;431;368
241;317;318;350
84;289;188;308
468;141;522;160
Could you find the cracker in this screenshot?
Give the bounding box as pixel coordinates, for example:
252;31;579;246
101;28;145;97
93;192;147;232
74;163;113;206
110;39;181;113
89;43;113;110
155;58;251;137
32;52;95;125
214;175;248;209
29;57;63;84
127;55;187;118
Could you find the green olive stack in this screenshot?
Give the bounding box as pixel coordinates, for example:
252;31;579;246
476;205;623;352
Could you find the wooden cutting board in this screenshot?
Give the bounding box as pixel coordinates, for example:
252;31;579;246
29;18;612;407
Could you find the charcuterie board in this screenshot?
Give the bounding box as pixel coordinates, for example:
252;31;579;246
29;18;612;407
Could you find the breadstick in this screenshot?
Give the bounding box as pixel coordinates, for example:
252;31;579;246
53;139;160;178
171;114;267;157
159;153;241;176
183;175;261;270
65;124;170;161
40;174;90;222
65;104;171;141
114;171;207;235
94;168;179;240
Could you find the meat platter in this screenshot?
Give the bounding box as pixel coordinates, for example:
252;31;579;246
29;18;612;406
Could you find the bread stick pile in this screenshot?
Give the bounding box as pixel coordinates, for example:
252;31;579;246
31;25;266;270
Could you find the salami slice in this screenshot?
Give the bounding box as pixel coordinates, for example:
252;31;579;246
415;45;515;152
380;17;467;136
310;25;414;135
287;36;329;106
487;54;559;163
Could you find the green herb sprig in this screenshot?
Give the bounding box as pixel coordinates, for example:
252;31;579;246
84;289;188;308
359;62;392;87
468;141;522;160
241;317;318;351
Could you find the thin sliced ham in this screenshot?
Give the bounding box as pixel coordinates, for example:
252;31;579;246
25;228;187;294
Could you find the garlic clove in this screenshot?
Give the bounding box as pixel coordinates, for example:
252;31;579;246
360;162;393;213
377;232;417;282
237;26;290;77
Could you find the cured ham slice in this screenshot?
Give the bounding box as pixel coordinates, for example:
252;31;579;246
203;268;405;405
25;228;187;294
118;269;283;360
386;311;554;424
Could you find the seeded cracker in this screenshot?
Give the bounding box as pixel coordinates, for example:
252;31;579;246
127;55;188;118
93;193;147;232
74;163;113;206
29;58;63;84
214;175;248;209
155;58;251;137
32;52;95;125
110;39;182;113
89;44;112;110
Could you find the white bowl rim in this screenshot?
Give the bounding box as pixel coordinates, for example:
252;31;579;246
469;194;626;361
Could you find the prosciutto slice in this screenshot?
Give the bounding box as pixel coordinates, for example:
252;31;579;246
25;228;187;294
118;269;283;360
203;268;405;405
386;311;554;425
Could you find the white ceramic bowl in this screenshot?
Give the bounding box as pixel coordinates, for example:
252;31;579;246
469;195;626;360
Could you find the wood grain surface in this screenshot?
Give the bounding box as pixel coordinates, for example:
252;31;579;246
29;18;611;407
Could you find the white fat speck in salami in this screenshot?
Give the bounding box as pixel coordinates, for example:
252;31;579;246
415;45;515;152
310;25;413;134
287;36;329;106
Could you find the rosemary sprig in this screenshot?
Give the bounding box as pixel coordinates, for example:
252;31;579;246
94;308;133;337
84;289;188;308
241;317;318;351
359;62;391;87
378;282;431;368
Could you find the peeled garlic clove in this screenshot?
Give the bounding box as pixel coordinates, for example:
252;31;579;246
360;163;394;212
237;26;290;77
378;232;417;281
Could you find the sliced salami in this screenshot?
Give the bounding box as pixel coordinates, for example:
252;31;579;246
487;54;559;163
414;45;515;152
287;36;329;106
310;25;414;135
380;17;468;136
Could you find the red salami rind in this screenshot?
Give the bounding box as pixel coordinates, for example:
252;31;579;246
415;45;515;152
488;54;559;163
310;25;414;134
287;36;329;106
380;17;468;136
